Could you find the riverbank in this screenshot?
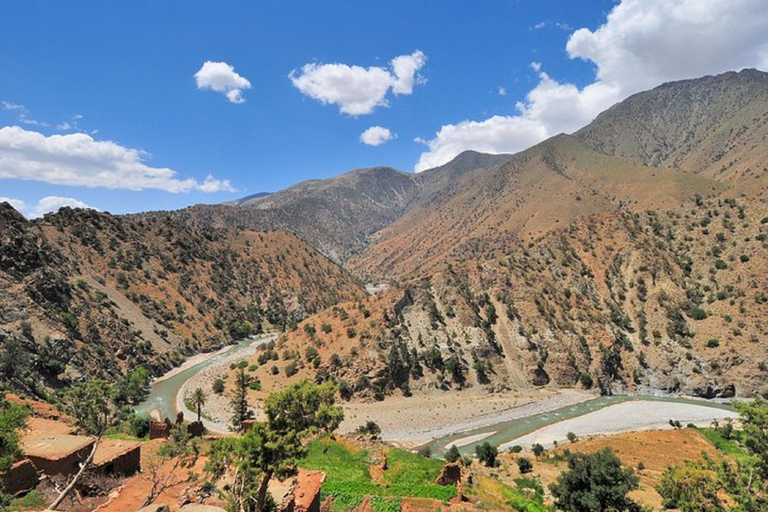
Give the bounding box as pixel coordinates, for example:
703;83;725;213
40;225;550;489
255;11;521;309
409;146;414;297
339;387;595;449
153;344;236;384
175;333;276;433
498;399;739;451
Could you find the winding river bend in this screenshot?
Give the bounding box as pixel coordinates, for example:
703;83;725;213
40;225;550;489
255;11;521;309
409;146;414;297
136;334;273;421
138;337;738;453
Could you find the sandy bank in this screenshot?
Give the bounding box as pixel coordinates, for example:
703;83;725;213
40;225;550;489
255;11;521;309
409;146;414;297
339;387;594;449
498;400;739;450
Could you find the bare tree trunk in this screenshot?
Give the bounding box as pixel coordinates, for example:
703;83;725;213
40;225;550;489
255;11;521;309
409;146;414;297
47;435;101;511
255;471;273;512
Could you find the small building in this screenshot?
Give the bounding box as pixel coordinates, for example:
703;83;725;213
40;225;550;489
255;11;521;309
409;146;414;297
21;433;94;477
93;439;142;476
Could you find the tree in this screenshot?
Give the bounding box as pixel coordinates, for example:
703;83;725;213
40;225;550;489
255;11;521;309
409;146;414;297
191;387;207;423
517;457;533;474
212;377;225;394
550;447;639;512
206;380;343;512
657;462;725;512
532;443;545;457
230;367;254;432
475;442;498;467
445;445;461;464
736;397;768;480
0;398;29;508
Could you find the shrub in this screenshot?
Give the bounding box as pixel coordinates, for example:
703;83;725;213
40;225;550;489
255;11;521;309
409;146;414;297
706;338;720;348
551;448;639;512
212;378;225;394
566;432;577;443
445;445;461;463
355;421;382;437
321;323;332;334
417;446;432;458
475;442;498;467
285;361;298;377
532;444;545;457
578;372;593;389
509;445;523;454
517;457;533;474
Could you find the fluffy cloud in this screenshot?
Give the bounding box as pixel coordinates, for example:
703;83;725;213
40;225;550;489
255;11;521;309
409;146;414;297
415;0;768;171
194;61;252;103
0;126;235;193
360;126;395;146
29;196;95;218
290;50;426;115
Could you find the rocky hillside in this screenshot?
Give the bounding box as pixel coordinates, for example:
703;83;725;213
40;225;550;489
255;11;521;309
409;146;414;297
576;68;768;194
0;203;364;399
250;196;768;400
154;154;511;266
349;135;723;280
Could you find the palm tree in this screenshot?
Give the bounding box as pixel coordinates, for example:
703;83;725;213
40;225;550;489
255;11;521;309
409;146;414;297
191;387;207;423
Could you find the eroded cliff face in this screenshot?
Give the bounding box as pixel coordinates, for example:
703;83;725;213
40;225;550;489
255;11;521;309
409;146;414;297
0;203;364;398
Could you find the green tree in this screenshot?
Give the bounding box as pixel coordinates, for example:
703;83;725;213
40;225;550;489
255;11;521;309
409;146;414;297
550;447;639;512
445;445;461;463
736;397;768;480
207;380;343;512
0;398;29;508
230;367;254;432
657;462;724;512
475;442;498;467
516;457;533;474
191;387;207;423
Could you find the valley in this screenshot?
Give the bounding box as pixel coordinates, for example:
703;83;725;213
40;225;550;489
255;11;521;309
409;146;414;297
2;68;768;511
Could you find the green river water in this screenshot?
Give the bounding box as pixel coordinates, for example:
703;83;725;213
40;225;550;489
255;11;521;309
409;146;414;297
425;394;735;457
137;340;736;457
136;336;264;420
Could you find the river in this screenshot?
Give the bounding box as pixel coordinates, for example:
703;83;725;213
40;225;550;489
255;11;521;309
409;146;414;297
136;334;273;421
424;394;737;457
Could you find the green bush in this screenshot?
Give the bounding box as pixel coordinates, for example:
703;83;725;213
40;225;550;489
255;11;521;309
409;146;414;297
517;456;533;474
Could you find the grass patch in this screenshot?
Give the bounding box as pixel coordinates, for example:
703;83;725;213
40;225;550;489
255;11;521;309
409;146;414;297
699;428;752;465
302;438;456;510
104;433;148;442
10;491;47;511
466;475;552;512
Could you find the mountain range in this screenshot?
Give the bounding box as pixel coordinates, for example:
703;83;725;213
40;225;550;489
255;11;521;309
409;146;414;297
2;68;767;400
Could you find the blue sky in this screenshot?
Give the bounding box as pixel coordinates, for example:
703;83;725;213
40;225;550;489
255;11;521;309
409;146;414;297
1;1;767;217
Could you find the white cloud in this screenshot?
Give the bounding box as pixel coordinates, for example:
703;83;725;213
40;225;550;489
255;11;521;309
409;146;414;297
0;196;26;212
29;196;95;219
360;126;395;146
498;86;507;96
194;61;252;104
0;126;235;193
415;0;768;171
290;50;427;115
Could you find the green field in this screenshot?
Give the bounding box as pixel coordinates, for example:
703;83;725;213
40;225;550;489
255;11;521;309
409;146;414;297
300;437;455;511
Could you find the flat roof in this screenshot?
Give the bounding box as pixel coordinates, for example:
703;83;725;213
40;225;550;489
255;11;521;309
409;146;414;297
93;439;142;466
22;433;93;460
